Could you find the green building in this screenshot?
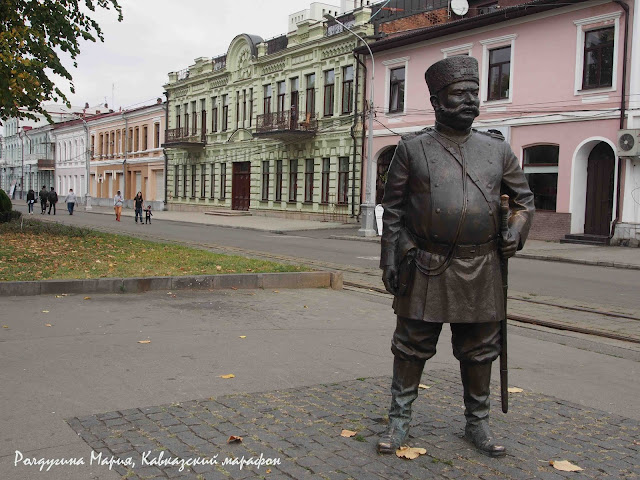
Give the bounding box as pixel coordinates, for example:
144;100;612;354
163;6;372;222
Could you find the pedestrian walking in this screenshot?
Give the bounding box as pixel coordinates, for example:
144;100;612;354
113;190;123;221
39;186;48;214
26;189;35;214
65;188;77;215
134;191;144;224
47;187;58;215
144;205;153;224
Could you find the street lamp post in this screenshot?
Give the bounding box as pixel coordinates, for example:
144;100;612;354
324;14;377;236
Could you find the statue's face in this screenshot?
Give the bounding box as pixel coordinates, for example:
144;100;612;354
431;80;480;131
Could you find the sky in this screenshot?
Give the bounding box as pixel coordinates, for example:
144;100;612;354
61;0;339;112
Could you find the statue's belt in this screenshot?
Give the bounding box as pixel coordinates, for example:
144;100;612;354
412;235;498;259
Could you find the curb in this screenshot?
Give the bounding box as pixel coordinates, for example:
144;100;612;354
515;253;640;270
0;271;343;297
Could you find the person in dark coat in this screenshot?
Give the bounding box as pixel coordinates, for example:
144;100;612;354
133;191;144;224
378;56;534;457
48;187;58;215
26;189;36;214
39;186;48;214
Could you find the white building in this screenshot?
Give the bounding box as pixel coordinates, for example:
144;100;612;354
53;119;90;204
1;105;87;198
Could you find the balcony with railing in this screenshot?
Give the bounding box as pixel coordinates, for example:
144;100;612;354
254;109;318;141
162;126;206;149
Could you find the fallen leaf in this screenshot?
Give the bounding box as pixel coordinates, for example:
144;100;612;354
239;336;247;339
273;290;279;293
227;435;243;443
341;430;357;438
303;305;308;308
167;292;173;295
418;384;431;390
231;287;238;290
266;469;271;474
55;295;62;298
95;260;101;263
220;374;235;379
634;440;640;446
550;460;583;472
216;265;222;271
45;323;52;327
42;310;49;313
2;325;8;328
83;296;91;300
137;340;151;344
396;446;427;460
508;387;524;393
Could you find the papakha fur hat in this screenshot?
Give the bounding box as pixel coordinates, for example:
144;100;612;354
425;56;479;95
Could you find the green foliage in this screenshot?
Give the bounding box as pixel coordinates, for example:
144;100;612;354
0;0;123;123
0;188;12;212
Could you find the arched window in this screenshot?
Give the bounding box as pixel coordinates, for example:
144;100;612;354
523;144;559;211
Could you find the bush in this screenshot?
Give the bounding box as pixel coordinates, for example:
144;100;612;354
0;189;11;213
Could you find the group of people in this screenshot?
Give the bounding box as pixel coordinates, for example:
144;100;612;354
113;190;152;224
26;186;77;215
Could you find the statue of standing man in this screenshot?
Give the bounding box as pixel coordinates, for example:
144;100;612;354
378;56;535;457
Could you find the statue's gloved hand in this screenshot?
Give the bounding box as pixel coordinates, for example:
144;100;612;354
500;229;520;259
382;265;398;295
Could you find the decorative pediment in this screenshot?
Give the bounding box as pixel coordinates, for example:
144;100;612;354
227;128;254;143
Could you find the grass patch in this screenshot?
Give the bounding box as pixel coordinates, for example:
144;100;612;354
0;219;308;281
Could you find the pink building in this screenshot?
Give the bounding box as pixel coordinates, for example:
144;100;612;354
88;101;166;209
362;0;640;244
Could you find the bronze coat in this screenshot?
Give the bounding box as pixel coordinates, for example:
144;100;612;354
380;128;534;323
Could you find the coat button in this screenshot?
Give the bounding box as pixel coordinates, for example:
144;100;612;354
436;208;441;213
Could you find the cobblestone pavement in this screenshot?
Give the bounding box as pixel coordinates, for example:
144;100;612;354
68;368;639;480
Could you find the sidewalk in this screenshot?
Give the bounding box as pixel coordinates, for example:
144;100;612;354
83;205;347;232
82;205;640;270
1;288;638;480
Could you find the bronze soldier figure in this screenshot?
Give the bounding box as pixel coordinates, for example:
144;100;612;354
378;56;534;457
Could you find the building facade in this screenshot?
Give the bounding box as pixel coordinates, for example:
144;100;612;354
88;101;166;209
363;0;639;243
53;119;89;202
163;5;373;221
1;106;88;199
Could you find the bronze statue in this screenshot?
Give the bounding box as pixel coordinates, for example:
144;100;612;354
378;56;534;457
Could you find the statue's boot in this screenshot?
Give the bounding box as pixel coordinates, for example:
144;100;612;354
377;357;425;454
461;362;506;457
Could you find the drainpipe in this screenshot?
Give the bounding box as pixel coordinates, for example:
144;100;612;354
354;52;368;220
163;91;169;210
350;52;362;218
610;0;629;239
122;112;128;203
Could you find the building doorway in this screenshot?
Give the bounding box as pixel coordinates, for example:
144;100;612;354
584;141;615;236
232;161;251;211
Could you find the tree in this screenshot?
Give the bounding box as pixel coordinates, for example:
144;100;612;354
0;0;122;124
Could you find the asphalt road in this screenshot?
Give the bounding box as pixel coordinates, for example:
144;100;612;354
16;207;640;311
